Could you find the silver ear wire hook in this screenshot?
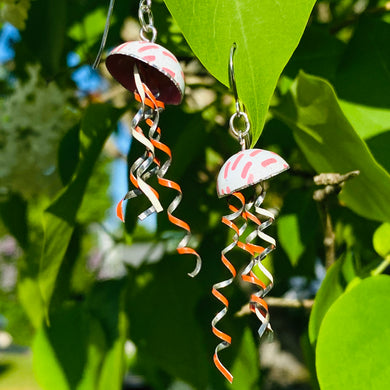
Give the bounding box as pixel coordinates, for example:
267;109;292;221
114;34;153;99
228;43;251;150
93;0;116;69
229;43;242;115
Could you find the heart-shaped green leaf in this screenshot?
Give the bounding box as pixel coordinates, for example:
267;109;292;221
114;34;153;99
316;275;390;390
273;72;390;222
335;16;390;141
277;189;320;266
309;251;357;344
39;104;122;315
163;0;316;144
373;223;390;258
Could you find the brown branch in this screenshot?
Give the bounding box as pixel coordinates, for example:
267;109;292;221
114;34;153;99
313;170;360;190
236;297;314;316
313;170;360;269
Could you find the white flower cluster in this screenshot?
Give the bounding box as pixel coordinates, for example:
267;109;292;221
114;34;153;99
0;0;31;30
0;64;78;198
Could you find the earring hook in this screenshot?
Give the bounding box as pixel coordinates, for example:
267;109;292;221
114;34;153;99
229;43;239;112
92;0;116;69
228;42;251;150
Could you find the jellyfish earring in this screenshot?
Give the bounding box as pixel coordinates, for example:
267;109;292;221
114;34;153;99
94;0;201;277
212;44;289;383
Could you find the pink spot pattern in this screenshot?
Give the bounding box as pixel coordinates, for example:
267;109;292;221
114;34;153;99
163;50;178;62
241;162;252;179
224;161;231;179
250;150;262;157
261;158;277;167
162;67;176;78
216;148;289;197
112;42;128;53
143;55;156;62
232;153;244;170
137;44;159;52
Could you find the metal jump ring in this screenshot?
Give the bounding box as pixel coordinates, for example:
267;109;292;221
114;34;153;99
140;25;157;42
139;5;154;28
229;111;250;137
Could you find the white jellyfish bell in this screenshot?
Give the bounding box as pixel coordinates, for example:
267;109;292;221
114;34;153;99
217;148;289;197
106;41;185;104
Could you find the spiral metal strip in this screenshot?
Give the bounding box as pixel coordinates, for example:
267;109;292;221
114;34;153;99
141;86;201;277
240;190;275;338
212;192;247;383
116;67;164;222
117;81;202;276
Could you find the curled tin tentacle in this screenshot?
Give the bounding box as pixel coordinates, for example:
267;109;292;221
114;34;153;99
240;190;275;338
212;192;246;383
142;95;201;276
116;68;164;222
215;148;289;381
253;191;276;298
105;5;198;280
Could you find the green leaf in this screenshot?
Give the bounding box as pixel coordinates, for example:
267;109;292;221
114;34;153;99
273;72;390;223
308;251;357;344
32;304;90;390
18;256;45;329
58;124;80;186
97;314;127;390
125;257;209;389
335;17;390;141
126;254;261;389
68;7;110;59
285;24;345;82
230;327;260;389
277;189;319;266
373;223;390;258
87;280;127;390
316;275;390;390
33;281;127;390
300;331;320;390
20;0;67;75
39;104;122;315
0;193;28;249
0;0;32;30
163;0;316;144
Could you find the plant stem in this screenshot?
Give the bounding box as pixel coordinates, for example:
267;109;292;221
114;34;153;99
371;256;390;276
323;203;335;269
313;170;359;269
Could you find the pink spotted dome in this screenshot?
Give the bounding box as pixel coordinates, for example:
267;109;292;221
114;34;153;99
217;149;289;198
106;41;185;105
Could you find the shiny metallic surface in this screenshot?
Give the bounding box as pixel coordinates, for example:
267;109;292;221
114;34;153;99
212;193;245;383
92;0;116;69
241;191;276;339
116;66;201;275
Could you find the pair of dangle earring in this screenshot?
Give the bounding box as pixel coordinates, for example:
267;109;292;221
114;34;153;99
212;44;289;383
94;0;201;277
